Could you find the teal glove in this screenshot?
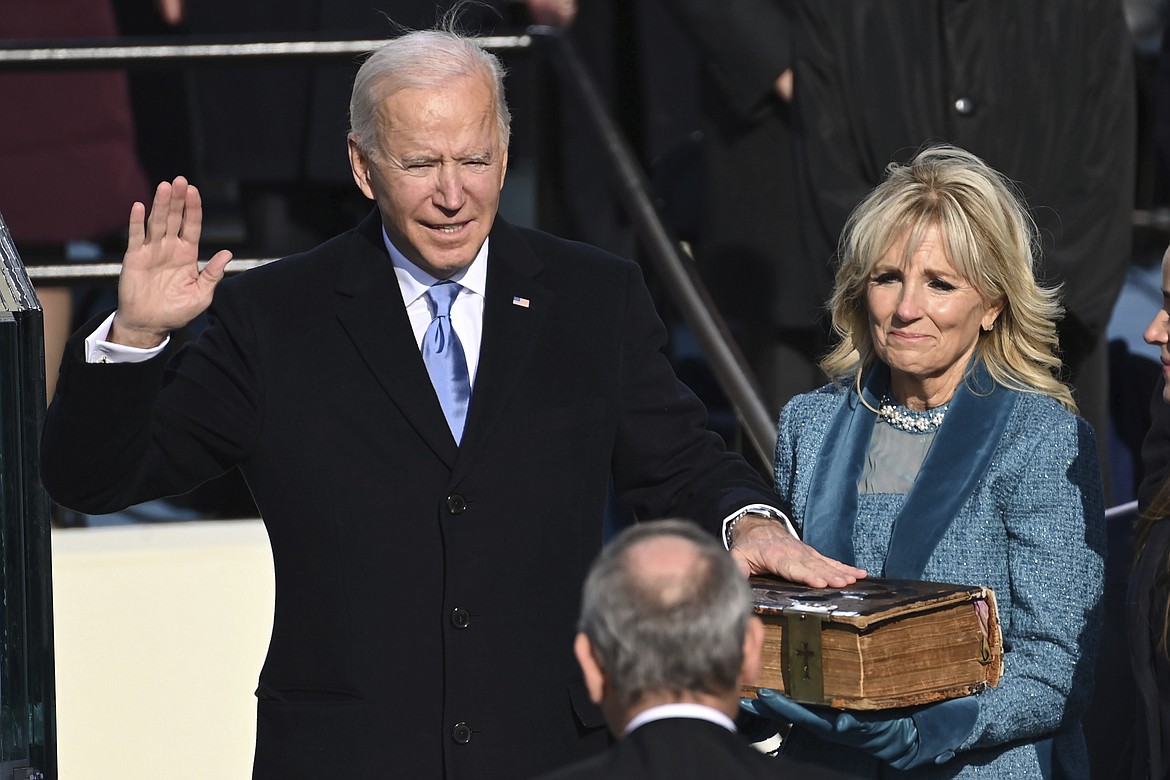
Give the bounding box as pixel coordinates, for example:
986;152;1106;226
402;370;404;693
740;688;978;769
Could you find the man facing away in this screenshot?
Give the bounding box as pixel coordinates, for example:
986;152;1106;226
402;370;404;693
535;519;848;780
40;21;862;780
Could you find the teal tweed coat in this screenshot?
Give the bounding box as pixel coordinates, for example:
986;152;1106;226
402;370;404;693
774;372;1106;778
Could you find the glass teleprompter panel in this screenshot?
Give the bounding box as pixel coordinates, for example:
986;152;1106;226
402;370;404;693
0;211;56;780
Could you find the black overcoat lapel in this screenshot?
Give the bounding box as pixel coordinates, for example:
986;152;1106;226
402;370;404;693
333;212;459;468
453;219;549;482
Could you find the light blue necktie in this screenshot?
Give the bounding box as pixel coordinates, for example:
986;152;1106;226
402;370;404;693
421;280;471;443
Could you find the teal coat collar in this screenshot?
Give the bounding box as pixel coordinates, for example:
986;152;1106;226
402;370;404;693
802;361;1018;578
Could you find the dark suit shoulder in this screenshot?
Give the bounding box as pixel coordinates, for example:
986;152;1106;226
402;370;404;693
490;219;639;283
212;213;391;330
512;223;633;266
530;718;838;780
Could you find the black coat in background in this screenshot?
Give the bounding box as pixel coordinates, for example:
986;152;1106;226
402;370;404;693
1129;518;1170;780
1141;377;1170;514
791;1;1134;342
656;0;816;330
185;1;510;186
40;213;783;779
1131;377;1170;779
655;0;829;412
790;1;1135;473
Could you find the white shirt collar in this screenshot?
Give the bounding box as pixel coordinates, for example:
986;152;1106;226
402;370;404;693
623;703;736;735
382;227;489;304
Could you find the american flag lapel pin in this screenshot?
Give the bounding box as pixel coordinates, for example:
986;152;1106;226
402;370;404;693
512;296;530;308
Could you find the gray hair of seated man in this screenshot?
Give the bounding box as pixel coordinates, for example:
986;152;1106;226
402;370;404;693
578;519;752;710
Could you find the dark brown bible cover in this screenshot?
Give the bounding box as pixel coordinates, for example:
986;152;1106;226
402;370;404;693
744;576;1003;710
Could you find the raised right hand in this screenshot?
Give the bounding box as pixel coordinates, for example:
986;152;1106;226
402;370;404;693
110;177;233;348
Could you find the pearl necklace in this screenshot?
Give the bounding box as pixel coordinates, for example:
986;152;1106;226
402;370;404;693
877;397;949;433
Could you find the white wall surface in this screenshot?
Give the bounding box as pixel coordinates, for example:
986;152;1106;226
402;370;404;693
52;520;274;779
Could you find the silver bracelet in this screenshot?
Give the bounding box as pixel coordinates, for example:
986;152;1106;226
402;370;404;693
724;513;745;548
726;508;789;549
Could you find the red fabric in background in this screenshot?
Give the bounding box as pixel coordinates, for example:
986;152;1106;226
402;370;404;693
0;0;149;244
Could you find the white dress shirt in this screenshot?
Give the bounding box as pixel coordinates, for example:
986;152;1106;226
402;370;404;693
624;702;737;735
385;228;486;385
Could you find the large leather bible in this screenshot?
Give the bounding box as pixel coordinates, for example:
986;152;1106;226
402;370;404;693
744;576;1003;710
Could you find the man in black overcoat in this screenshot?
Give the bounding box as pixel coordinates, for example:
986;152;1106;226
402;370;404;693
39;25;861;780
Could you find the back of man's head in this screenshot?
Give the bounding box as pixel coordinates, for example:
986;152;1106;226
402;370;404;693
577;519;754;714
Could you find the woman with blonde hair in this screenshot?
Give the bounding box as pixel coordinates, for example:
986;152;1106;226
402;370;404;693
743;145;1105;777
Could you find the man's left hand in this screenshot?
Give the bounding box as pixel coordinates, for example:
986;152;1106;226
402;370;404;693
729;514;866;588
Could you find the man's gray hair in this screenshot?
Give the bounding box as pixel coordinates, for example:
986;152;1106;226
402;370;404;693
578;519;753;710
348;21;511;159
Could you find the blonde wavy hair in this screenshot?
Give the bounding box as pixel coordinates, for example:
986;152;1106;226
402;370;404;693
820;144;1076;412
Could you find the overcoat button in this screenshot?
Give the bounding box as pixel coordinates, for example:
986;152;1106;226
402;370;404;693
447;494;467;514
452;722;473;744
451;608;471;629
953;97;975;116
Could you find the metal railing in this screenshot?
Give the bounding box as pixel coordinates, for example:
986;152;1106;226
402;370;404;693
3;28;777;465
0;35;532;68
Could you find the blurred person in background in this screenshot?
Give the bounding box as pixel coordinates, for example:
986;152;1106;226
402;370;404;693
658;0;823;417
1130;241;1170;780
0;0;152;401
786;1;1134;501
